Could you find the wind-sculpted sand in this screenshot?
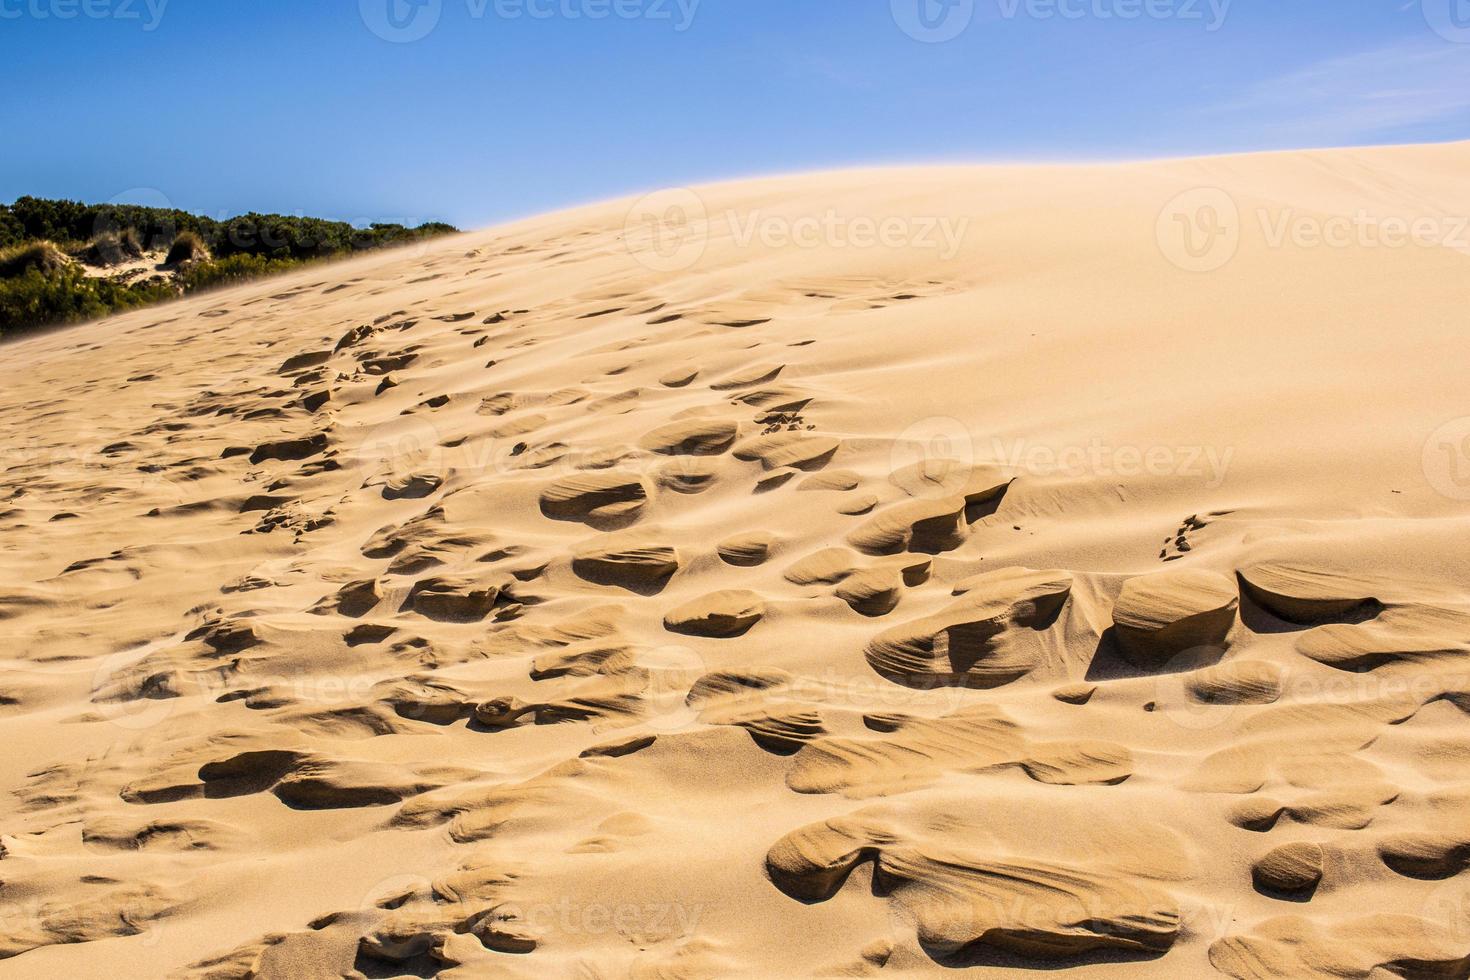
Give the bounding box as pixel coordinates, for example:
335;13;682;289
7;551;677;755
4;142;1470;977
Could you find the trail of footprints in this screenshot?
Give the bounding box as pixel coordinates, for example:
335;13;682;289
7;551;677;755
3;265;1470;977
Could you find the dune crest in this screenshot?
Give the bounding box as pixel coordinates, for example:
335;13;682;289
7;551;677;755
5;142;1470;976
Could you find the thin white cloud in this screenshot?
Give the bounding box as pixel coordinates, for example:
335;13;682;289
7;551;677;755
1209;39;1470;143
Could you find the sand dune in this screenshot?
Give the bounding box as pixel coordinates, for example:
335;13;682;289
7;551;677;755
4;141;1470;977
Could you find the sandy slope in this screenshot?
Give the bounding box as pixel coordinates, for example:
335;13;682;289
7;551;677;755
3;141;1470;979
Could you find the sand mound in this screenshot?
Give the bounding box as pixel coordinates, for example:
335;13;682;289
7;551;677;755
1112;568;1238;667
767;795;1188;961
865;567;1073;688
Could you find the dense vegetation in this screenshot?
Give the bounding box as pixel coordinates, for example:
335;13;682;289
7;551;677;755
0;197;459;338
0;266;179;333
0;197;458;261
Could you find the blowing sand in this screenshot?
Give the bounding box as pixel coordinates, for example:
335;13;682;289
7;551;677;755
4;141;1470;978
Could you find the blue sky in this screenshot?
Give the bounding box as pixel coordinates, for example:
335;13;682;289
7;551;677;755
3;0;1468;228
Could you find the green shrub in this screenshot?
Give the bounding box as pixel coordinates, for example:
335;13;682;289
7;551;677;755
0;196;460;339
0;206;22;250
0;241;72;278
119;227;145;257
181;253;297;292
9;196;91;243
0;266;177;337
164;230;210;267
82;228;146;267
